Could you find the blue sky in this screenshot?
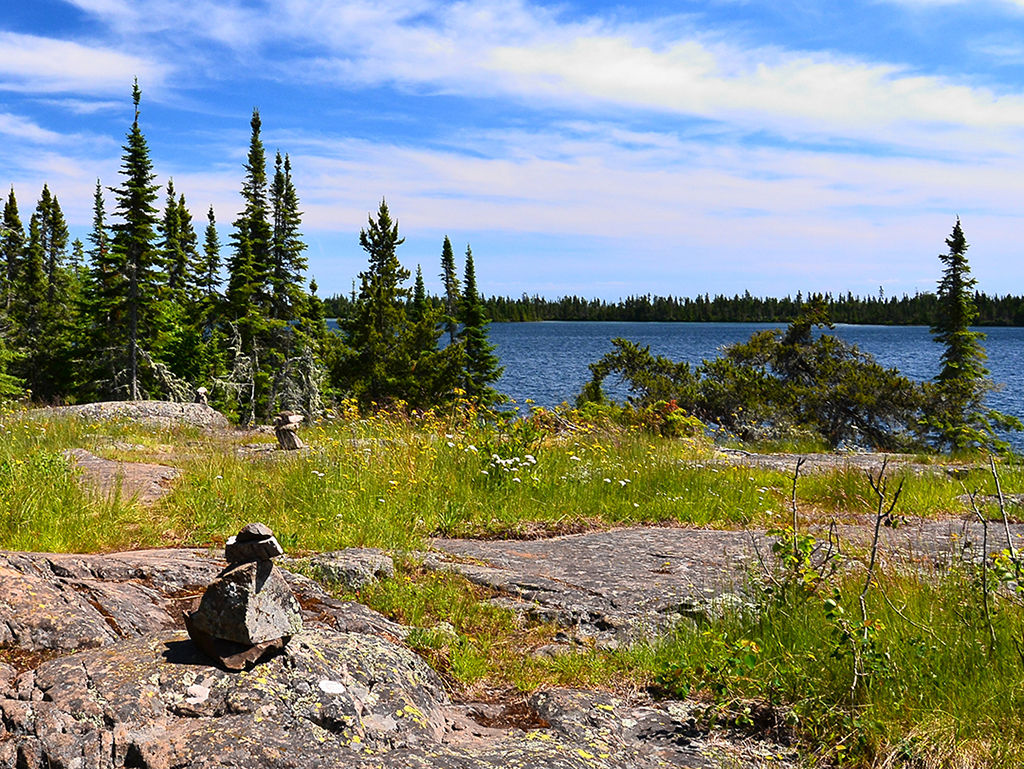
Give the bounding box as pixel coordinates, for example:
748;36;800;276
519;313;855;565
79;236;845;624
3;0;1024;300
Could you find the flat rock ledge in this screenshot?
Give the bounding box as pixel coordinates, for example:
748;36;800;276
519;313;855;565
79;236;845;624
428;528;763;647
1;627;788;769
34;401;231;431
0;547;793;769
64;448;181;505
427;520;1024;649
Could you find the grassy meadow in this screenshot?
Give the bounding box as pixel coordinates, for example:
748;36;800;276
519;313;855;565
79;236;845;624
2;402;1024;767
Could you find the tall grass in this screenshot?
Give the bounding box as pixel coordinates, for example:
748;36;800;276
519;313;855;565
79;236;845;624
647;570;1024;767
0;412;170;551
2;406;1022;553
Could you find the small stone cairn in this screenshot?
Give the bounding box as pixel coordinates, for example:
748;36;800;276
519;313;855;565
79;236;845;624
275;411;304;450
185;523;303;670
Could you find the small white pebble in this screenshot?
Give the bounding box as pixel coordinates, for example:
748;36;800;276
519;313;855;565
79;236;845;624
319;680;347;695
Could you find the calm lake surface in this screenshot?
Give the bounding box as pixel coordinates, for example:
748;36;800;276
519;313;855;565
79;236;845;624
328;319;1022;447
488;321;1023;446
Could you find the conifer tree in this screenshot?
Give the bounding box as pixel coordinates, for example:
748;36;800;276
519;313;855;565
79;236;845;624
345;199;410;405
412;265;427;322
9;214;53;398
270;152;307;320
35;185;69;306
925;218;1021;450
177;194;201;303
227;109;272;319
81;180;120;396
457;245;503;405
108;79;161;400
160;179;185;294
198;206;222;309
439;235;460;345
1;187;24;309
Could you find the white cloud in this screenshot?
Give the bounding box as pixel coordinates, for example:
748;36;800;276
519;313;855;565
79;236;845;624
63;0;261;50
254;1;1024;153
0;113;63;144
0;31;166;94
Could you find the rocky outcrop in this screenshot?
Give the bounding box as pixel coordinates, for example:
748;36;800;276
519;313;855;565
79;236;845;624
0;625;790;769
35;400;231;431
0;545;794;768
64;448;182;504
428;528;765;646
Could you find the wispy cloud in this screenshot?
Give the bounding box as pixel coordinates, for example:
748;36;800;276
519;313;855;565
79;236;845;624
0;113;63;143
0;31;166;94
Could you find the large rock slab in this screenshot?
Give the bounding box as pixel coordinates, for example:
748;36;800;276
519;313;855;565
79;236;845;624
35;400;231;431
428;521;1024;646
0;627;790;769
64;448;181;504
0;549;402;655
429;527;765;643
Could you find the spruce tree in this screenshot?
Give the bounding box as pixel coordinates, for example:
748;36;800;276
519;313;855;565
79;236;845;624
345;199;410;404
35;185;69;306
9;214;53;398
160;179;185;294
412;265;427;322
457;245;503;405
227;109;272;319
926;218;1021;450
199;206;222;307
177;194;201;303
1;187;24;309
439;235;460;345
109;79;161;400
81;179;121;397
270;152;307;320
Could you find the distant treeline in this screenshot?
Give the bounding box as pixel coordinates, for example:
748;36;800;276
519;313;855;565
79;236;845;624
323;290;1024;326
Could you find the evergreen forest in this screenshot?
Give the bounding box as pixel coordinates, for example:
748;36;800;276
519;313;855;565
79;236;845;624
324;289;1024;326
0;84;502;420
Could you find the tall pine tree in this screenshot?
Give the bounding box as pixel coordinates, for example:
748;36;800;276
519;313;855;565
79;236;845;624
457;245;503;406
108;79;161;400
1;187;24;310
926;218;1020;450
345;199;410;405
270;152;307;320
439;235;460;345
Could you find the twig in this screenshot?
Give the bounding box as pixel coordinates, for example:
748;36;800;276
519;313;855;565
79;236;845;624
791;456;806;565
852;458;904;703
748;529;783;589
967;490;998;657
875;581;944;643
990;456;1020;586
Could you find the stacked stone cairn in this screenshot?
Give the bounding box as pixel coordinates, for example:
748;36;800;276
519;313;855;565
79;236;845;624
185;523;303;670
274;411;304;450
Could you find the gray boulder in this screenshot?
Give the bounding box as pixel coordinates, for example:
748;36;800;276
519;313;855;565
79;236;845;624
186;560;302;646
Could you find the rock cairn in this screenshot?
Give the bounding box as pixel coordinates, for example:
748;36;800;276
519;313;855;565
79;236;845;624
185;523;303;670
275;410;305;450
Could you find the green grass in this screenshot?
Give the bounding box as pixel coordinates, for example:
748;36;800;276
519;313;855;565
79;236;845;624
2;406;1022;554
646;570;1024;768
301;550;1024;768
313;557;646;695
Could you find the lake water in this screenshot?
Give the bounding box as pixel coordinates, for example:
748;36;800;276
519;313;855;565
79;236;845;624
328;319;1022;446
487;321;1023;446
